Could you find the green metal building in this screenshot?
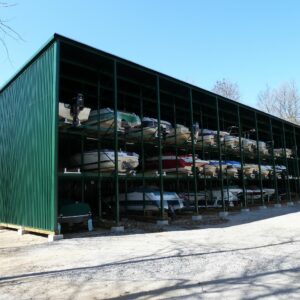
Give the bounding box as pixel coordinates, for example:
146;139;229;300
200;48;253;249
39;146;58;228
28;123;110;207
0;34;299;234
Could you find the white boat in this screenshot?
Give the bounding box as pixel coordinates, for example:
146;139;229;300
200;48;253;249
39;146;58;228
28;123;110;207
59;102;91;126
196;136;214;148
259;165;272;178
85;108;141;134
113;188;184;212
275;165;287;178
224;135;240;150
258;141;269;156
243;164;257;178
164;124;192;145
70;150;139;173
274;148;293;158
126;117;172;142
244;187;265;201
227;185;275;203
242;138;256;152
223;161;240;177
182;190;238;208
263;188;275;200
226;185;243;198
202;164;218;177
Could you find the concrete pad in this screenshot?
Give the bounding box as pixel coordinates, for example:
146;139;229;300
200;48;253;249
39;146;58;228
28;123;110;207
241;208;250;213
111;226;124;233
156;220;169;226
274;203;282;208
192;215;202;221
48;234;64;242
219;211;229;218
287;202;294;206
259;206;267;210
17;228;26;236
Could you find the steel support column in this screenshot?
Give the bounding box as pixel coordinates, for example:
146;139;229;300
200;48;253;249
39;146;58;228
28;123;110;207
97;78;102;217
293;127;300;199
282;123;291;202
113;60;119;225
156;76;164;219
139;88;146;212
237;105;246;207
216;97;224;210
189;88;198;214
255;112;264;205
269;118;279;203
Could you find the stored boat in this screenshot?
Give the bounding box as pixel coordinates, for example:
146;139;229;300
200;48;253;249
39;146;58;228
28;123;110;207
197;129;216;147
57;200;93;233
275;165;287;178
197;129;229;148
258;141;269;156
182;190;238;208
126;117;172;142
85;108;141;134
108;188;184;212
70;150;139;173
273;148;293;158
224;135;240;150
223;161;240;177
242;138;256;152
146;154;208;175
244;186;265;201
59;102;91;126
243;164;257;178
164;124;192;145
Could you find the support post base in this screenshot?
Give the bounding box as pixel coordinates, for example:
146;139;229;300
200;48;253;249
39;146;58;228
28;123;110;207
219;211;229;218
156;220;169;226
274;203;282;208
287;202;294;206
17;227;26;236
259;206;267;210
111;226;124;233
192;215;202;221
48;234;64;242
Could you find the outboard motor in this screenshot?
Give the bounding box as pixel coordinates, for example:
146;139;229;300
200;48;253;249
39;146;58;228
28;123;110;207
227;126;238;136
70;93;85;127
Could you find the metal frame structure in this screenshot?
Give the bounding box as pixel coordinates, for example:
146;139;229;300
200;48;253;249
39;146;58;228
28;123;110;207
1;33;300;233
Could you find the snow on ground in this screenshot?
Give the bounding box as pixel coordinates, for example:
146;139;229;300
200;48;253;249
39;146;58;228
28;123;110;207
1;205;300;299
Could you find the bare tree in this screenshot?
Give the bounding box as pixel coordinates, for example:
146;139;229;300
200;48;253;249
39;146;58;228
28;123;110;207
257;85;274;114
212;78;241;101
0;2;22;61
257;81;300;124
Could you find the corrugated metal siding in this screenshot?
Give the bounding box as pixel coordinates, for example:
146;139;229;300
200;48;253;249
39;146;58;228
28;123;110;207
0;43;57;231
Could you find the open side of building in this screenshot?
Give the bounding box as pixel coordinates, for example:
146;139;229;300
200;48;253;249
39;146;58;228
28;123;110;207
0;34;300;234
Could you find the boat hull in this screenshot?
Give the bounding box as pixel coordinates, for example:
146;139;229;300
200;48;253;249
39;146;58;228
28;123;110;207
71;151;139;173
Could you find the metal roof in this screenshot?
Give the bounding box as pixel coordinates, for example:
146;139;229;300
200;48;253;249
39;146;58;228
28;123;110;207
1;33;299;129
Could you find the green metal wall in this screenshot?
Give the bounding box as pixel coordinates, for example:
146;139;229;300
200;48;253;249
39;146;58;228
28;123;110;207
0;42;58;232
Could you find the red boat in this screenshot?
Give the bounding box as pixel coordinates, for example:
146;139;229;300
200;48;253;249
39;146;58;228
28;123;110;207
146;154;208;174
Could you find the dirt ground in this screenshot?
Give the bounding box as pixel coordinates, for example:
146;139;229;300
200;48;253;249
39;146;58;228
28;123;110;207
1;205;300;300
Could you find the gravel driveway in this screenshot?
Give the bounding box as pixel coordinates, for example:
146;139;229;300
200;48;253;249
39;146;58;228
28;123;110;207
1;205;300;299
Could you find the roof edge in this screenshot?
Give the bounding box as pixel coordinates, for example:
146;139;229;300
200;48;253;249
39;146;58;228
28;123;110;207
0;34;58;93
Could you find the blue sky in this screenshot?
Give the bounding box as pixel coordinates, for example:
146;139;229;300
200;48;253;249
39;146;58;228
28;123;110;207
1;0;300;107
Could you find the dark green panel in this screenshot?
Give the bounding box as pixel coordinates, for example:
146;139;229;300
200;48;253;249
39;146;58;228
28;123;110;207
0;42;57;232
